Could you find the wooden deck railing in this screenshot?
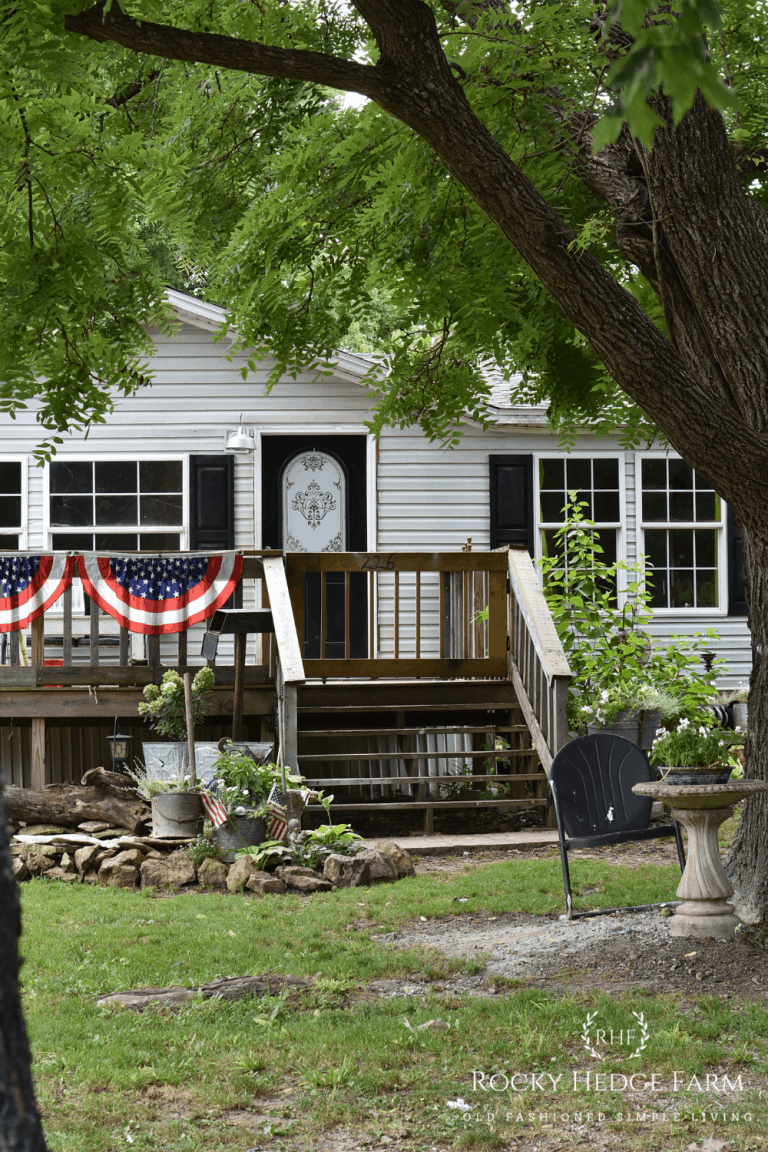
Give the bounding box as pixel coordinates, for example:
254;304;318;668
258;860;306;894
0;552;277;688
284;551;509;679
506;547;573;772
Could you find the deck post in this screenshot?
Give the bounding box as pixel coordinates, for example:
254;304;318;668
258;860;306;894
282;682;298;775
232;632;246;741
31;718;46;790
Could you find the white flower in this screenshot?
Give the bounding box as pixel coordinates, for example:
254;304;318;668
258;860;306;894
735;726;742;733
677;718;690;730
600;689;610;703
447;1099;472;1112
655;727;667;737
161;681;175;694
698;727;708;736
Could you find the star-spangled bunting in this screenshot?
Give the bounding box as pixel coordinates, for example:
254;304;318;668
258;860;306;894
200;788;229;830
0;556;75;633
75;553;243;635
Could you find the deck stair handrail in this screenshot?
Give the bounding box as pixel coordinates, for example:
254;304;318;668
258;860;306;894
262;555;305;778
506;547;573;773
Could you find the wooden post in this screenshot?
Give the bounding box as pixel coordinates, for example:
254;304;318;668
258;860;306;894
31;717;45;791
147;634;160;668
31;615;44;669
184;671;196;790
282;682;298;777
62;585;73;666
232;631;246;742
89;600;99;666
177;629;187;668
9;631;19;666
119;626;129;667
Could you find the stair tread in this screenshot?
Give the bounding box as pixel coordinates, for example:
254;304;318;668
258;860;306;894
298;725;527;737
304;799;547;810
297;748;536;761
297;773;543;785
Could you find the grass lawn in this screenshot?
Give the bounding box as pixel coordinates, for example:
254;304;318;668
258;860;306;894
20;846;768;1152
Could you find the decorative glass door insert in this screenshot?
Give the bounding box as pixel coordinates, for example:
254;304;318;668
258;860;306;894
282;451;346;553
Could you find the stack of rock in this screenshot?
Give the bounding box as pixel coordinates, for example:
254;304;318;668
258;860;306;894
9;826;416;895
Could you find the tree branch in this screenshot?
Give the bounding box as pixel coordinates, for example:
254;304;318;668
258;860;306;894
64;1;382;99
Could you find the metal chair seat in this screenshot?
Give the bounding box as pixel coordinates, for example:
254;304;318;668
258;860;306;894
548;732;686;919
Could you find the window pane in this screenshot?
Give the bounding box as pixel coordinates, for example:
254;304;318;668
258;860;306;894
574;491;592;517
51;532;93;551
140;460;183;493
50;462;92;494
50;495;93;527
566;459;591;490
140;494;184;526
541;529;563;561
95;461;137;494
95;533;139;552
95;495;137;526
540;492;566;522
669;491;694;521
140;533;181;550
695;491;716;521
593;491;620;522
649;570;668;608
593;528;617;566
695;529;716;568
0;535;18;549
644;529;667;569
0;497;21;528
593;458;619;488
669;459;693;490
0;463;21;493
696;571;717;608
670;569;695;608
643;492;667;521
642;459;666;490
670;529;694;568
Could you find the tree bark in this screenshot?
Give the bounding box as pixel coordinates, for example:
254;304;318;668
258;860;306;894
4;787;148;834
0;787;48;1151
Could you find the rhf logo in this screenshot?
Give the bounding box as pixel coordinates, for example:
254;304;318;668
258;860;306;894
581;1011;650;1062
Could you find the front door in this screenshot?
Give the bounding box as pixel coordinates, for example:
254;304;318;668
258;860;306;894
261;436;368;658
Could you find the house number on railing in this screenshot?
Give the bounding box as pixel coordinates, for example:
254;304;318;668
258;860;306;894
359;553;395;570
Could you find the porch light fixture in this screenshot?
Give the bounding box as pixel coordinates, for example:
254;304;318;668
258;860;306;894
224;415;256;454
107;719;133;774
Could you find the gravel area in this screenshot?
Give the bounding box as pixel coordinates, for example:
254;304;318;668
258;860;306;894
386;908;768;997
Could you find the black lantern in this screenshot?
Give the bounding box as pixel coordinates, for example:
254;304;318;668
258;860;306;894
107;719;132;773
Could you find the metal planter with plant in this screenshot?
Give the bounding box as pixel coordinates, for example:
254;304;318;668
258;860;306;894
209;747;301;862
649;719;744;785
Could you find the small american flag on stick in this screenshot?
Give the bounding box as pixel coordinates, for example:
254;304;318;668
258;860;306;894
266;784;288;842
200;788;228;829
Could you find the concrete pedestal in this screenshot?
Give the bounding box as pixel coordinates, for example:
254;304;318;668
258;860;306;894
632;779;768;940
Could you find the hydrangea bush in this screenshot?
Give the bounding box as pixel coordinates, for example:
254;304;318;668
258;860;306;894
138;667;215;740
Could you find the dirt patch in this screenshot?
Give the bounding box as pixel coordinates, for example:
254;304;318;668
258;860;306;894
389;908;768;998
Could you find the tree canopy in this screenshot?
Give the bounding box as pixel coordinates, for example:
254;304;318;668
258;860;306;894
3;1;765;455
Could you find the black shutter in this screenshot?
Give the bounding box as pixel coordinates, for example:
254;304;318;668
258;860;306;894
189;455;235;551
727;506;748;617
489;455;534;553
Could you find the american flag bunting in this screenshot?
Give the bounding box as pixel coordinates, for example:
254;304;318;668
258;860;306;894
0;556;75;633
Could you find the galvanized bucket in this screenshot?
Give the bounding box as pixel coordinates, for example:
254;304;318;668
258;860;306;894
587;709;662;751
151;792;205;839
214;815;267;864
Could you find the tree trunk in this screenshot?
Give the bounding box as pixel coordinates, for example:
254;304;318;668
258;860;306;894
726;523;768;921
0;786;48;1151
4;787;149;834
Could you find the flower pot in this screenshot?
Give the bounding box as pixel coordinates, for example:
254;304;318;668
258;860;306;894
151;792;205;838
658;766;734;786
586;709;662;751
141;741;220;782
214;814;267;863
732;702;748;730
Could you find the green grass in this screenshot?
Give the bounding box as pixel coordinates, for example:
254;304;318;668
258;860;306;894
19;855;768;1151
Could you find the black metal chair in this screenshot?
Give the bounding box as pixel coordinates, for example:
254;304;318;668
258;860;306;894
548;733;686;920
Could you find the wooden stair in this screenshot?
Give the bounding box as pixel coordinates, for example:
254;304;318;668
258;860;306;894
295;680;547;833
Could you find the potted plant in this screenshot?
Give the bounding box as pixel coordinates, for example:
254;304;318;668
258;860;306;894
138;667;216;779
137;668;215;837
582;682;680;750
211;747;302;862
649;718;743;785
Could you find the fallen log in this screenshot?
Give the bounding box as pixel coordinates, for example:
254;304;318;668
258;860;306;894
4;785;149;834
80;767;139;797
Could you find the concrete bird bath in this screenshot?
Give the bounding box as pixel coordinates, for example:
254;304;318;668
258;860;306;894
632;779;768;939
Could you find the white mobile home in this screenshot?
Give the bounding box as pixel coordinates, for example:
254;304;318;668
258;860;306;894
0;289;750;794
